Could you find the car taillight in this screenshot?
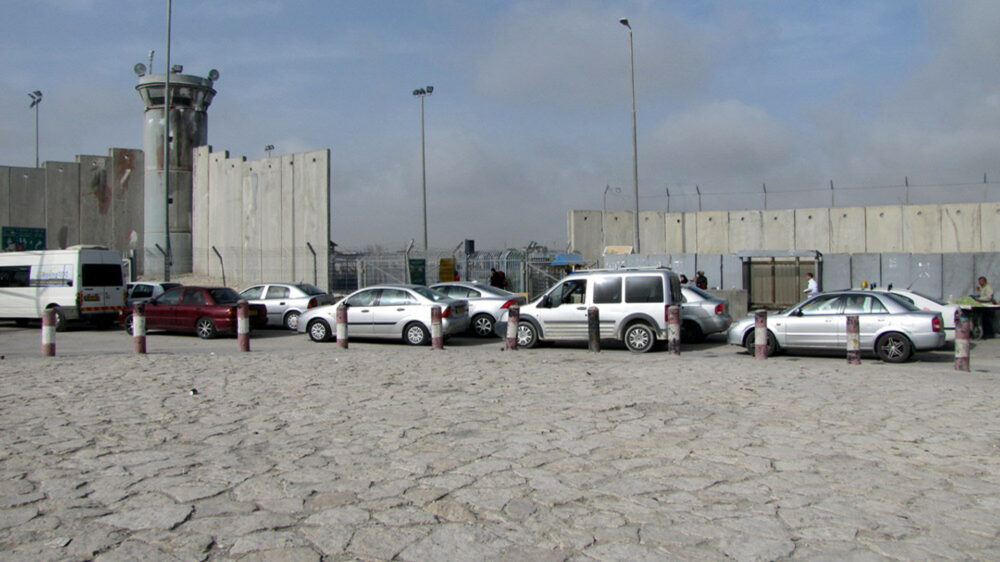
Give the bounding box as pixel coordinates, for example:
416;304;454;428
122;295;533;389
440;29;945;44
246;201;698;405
932;316;942;332
228;307;236;318
665;304;670;322
76;292;82;308
714;303;725;315
441;306;452;318
307;297;318;309
500;299;517;309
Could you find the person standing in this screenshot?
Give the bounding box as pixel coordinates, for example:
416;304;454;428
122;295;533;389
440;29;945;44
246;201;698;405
803;272;819;296
695;271;707;290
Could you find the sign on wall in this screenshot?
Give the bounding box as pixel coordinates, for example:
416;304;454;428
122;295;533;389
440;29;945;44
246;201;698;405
1;227;46;251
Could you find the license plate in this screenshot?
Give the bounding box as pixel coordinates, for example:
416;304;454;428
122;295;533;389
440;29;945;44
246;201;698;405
83;294;100;302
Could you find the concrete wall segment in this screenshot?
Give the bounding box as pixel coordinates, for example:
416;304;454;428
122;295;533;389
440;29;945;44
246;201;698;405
902;205;942;253
762;210;794;251
77;155;111;248
829;207;866;253
696;211;728;254
0;166;9;225
865;205;903;253
44;161;80;248
639;211;666;254
568;210;603;262
664;212;685;253
602;211;633;248
982;202;1000;252
941;204;980;252
728;210;762;252
793;208;829;254
192;146;211;276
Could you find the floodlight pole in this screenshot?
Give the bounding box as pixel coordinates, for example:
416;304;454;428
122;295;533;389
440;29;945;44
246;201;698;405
620;18;640;254
163;0;173;281
413;86;433;255
28;91;42;167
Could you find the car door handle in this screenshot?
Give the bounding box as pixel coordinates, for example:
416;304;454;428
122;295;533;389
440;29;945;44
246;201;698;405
279;301;286;305
576;306;587;310
397;308;405;311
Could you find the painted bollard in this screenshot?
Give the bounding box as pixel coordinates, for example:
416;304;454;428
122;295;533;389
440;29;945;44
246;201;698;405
431;305;444;349
237;300;250;352
41;308;56;356
667;305;681;355
754;310;768;359
588;306;600;352
336;304;349;349
846;314;861;364
955;309;970;371
133;302;147;355
505;305;520;350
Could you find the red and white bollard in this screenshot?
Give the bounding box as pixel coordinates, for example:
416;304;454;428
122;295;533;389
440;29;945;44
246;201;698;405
237;300;250;352
667;305;681;355
431;305;444;350
336;304;349;349
133;302;147;355
588;306;600;353
955;309;970;371
846;314;861;364
505;305;520;350
41;308;56;356
754;310;768;359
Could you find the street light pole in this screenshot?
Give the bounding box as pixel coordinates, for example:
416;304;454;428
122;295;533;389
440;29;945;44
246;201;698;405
412;86;433;254
28;91;42;167
620;18;640;254
162;0;173;281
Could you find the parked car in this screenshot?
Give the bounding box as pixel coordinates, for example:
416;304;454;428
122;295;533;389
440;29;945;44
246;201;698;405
430;281;526;337
726;290;945;362
122;286;267;339
884;288;959;343
496;267;683;353
297;284;470;345
126;281;182;307
680;285;732;342
239;283;336;330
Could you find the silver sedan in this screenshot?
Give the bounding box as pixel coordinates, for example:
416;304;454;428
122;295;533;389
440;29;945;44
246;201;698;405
297;284;469;345
430;281;526;337
726;290;945;362
240;283;336;330
680;286;732;342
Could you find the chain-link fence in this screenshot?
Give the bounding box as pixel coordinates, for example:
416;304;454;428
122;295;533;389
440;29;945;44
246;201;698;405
329;247;569;298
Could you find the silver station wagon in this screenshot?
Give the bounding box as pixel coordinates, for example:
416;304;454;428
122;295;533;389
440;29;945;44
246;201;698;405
727;290;945;362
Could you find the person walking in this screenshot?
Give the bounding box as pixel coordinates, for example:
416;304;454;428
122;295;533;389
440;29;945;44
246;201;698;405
803;272;819;296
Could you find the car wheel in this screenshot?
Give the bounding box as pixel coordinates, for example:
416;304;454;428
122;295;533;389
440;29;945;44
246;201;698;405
124;314;135;336
681;320;704;343
195;318;218;339
623;323;655;353
471;314;495;337
876;332;912;363
744;328;777;356
970;323;984;341
308;319;332;342
516;321;538;348
50;307;67;332
283;311;301;331
404;322;429;345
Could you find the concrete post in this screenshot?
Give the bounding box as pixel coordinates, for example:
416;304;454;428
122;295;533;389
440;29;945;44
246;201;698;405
237;300;250;352
337;304;349;349
846;314;861;364
755;310;768;359
41;309;56;357
667;305;681;355
431;305;444;350
133;302;147;355
505;305;520;350
955;309;970;372
587;306;600;352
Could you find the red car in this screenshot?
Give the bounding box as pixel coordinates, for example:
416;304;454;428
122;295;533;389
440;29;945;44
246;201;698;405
123;286;267;338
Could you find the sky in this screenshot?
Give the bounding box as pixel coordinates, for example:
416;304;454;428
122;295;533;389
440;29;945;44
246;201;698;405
2;1;1000;252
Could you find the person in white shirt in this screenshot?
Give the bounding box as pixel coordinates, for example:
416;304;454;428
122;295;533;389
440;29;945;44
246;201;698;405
803;272;819;296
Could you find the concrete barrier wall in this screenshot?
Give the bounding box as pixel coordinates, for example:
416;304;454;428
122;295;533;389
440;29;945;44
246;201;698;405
192;148;331;291
0;149;144;260
570;202;1000;265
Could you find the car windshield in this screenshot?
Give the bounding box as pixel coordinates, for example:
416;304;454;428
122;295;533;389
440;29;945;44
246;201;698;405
881;292;920;311
906;290;947;306
209;288;242;304
411;286;449;302
296;283;326;296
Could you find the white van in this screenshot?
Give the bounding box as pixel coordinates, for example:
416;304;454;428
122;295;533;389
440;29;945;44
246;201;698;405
0;245;126;330
499;267;683;352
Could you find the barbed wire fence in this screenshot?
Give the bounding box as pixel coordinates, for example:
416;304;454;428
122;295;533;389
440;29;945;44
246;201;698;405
603;176;1000;214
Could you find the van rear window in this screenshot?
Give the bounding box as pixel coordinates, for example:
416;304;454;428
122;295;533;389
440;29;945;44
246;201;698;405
625;276;663;303
82;264;123;287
